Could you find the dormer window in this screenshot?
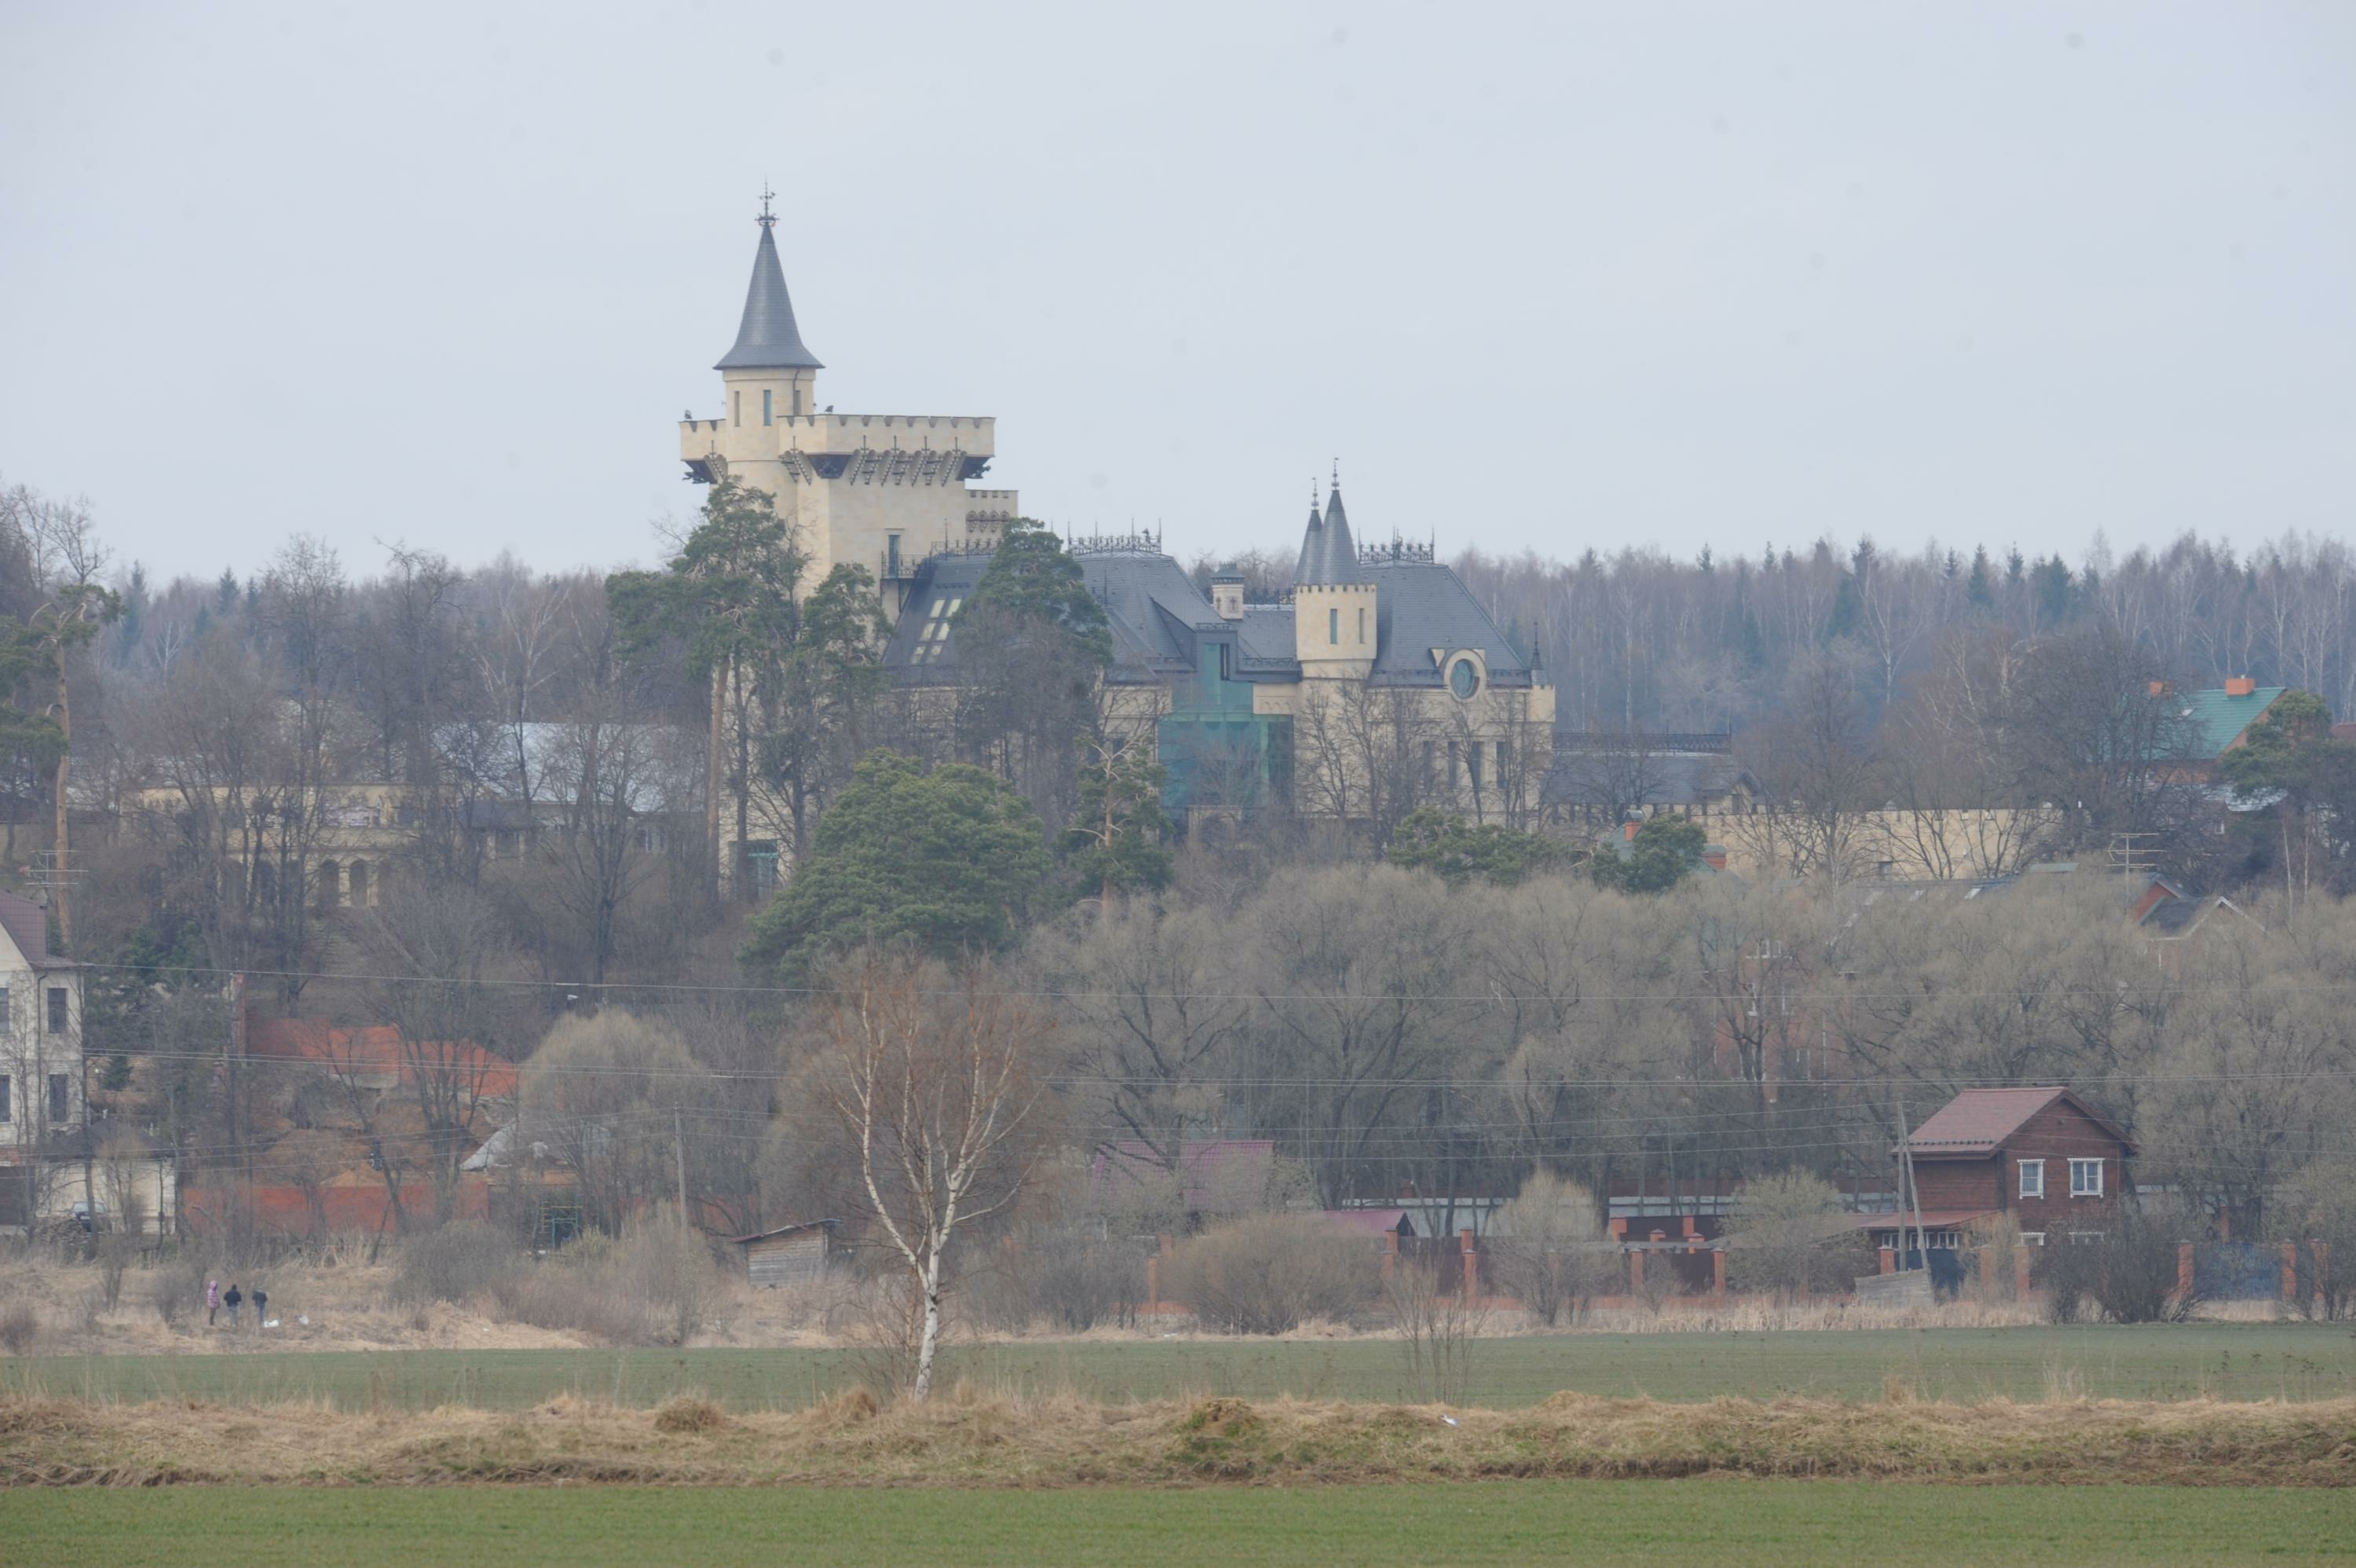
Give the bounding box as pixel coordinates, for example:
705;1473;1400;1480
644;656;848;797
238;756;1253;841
1448;656;1480;700
763;389;774;426
1329;608;1339;645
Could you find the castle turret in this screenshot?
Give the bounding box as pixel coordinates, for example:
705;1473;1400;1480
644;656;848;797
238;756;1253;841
717;195;823;430
1293;479;1376;670
679;193;1010;615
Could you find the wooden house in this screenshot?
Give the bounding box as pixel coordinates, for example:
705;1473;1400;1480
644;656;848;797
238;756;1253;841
731;1219;845;1288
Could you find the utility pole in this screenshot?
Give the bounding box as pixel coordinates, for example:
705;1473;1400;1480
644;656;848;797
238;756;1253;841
1896;1100;1928;1273
673;1105;689;1219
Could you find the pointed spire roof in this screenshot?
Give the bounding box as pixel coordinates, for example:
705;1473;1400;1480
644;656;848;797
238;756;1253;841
715;201;823;372
1313;478;1361;584
1293;494;1324;587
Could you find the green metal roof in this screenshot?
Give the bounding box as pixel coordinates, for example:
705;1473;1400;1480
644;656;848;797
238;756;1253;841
2171;685;2288;759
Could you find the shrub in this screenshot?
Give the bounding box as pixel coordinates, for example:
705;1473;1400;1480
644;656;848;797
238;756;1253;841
152;1254;208;1329
391;1221;521;1305
2035;1205;2197;1324
1487;1172;1612;1325
484;1216;724;1347
0;1301;38;1355
1163;1215;1378;1334
1724;1171;1859;1297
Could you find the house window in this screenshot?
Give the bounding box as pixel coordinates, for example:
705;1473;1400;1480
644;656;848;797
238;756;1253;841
763;389;773;426
886;534;902;577
733;390;741;427
2019;1232;2046;1247
1468;741;1484;794
0;1073;9;1121
1328;607;1338;645
2069;1158;2104;1197
1497;740;1511;783
2018;1160;2044;1200
0;985;10;1027
47;1073;68;1123
46;988;66;1034
792;388;803;416
1356;606;1366;644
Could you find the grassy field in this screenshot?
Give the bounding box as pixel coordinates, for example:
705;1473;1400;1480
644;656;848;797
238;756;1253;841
8;1483;2353;1566
7;1322;2353;1411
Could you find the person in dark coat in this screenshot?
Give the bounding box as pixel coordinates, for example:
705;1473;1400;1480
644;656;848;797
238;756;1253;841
251;1287;268;1325
223;1283;243;1327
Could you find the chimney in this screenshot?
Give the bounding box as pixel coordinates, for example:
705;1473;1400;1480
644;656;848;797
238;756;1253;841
1209;573;1245;621
2148;681;2170;698
1623;821;1640;842
1703;845;1728;872
2224;676;2256;698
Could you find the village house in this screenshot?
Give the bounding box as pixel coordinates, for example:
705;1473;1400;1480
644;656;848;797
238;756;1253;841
0;892;177;1234
1867;1085;2136;1253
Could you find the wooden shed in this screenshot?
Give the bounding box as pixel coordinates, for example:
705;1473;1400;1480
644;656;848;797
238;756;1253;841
731;1219;845;1288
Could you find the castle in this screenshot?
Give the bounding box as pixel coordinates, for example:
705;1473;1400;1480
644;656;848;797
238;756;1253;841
681;207;1556;831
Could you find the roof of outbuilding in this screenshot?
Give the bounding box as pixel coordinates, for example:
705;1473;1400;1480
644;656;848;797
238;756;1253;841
715;221;824;371
2169;685;2288;760
1899;1086;2135;1159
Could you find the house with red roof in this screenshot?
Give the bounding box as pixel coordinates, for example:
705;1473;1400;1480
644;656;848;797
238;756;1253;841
1864;1085;2135;1252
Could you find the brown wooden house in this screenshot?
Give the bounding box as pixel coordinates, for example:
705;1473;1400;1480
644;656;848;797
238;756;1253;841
1868;1086;2136;1250
731;1219;845;1288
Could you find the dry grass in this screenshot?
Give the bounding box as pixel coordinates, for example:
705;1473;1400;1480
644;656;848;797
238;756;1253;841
2;1387;2351;1489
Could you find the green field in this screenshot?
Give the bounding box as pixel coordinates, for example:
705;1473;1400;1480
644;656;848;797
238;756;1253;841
7;1483;2352;1566
8;1322;2353;1411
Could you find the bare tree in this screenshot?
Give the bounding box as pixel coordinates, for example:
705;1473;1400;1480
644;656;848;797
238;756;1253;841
818;953;1047;1402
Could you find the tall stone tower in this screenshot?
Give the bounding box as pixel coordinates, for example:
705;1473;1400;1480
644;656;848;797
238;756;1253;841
679;194;1015;616
1292;481;1377;674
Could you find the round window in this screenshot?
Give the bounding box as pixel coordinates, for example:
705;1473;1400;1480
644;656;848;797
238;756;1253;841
1448;657;1479;699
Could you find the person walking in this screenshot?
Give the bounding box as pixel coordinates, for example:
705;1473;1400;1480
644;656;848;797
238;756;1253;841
223;1283;242;1328
251;1286;268;1326
206;1279;221;1327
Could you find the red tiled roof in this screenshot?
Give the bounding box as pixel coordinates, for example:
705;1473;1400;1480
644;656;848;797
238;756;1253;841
1901;1086;2135;1158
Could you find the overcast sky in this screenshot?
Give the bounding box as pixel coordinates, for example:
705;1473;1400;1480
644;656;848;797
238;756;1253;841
3;2;2351;586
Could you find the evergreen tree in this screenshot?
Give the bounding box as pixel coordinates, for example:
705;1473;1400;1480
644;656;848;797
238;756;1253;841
1966;546;1996;611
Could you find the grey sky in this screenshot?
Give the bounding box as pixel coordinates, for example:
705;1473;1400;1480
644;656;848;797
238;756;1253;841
3;2;2351;584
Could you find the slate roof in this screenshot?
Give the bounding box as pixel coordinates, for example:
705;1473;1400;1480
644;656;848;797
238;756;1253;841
1540;750;1759;810
0;891;74;969
1900;1086;2135;1159
1363;560;1538;687
715;222;823;371
2168;685;2288;760
885;549;1227;683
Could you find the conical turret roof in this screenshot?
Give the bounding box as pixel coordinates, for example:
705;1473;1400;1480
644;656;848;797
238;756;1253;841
715;220;823;371
1292;500;1324;587
1312;482;1361;584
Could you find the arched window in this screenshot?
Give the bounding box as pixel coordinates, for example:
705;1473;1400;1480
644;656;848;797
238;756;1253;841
347;858;370;908
316;860;340;912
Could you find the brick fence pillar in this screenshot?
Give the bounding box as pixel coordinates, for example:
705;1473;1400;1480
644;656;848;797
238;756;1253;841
2177;1241;2195;1299
1711;1248;1727;1298
1382;1230;1398;1285
1976;1245;1996;1301
1877;1246;1895;1276
2314;1241;2330;1313
1145;1255;1159;1317
1459;1228;1478;1306
2013;1245;2032;1299
2281;1241;2298;1303
1628;1246;1644;1297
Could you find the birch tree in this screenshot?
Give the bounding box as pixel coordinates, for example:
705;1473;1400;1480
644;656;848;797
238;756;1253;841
820;954;1046;1402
